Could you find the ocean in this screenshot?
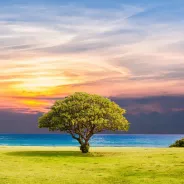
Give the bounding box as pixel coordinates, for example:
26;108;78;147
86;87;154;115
0;134;183;147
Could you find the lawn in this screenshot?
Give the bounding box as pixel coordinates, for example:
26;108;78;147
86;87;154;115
0;146;184;184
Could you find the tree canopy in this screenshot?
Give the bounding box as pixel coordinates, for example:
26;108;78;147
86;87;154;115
38;92;129;153
170;138;184;147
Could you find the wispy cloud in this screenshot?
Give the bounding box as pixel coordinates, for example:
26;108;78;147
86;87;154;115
0;1;184;113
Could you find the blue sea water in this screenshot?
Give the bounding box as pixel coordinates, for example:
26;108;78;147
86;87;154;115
0;134;184;147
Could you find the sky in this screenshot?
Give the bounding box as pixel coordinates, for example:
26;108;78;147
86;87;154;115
0;0;184;133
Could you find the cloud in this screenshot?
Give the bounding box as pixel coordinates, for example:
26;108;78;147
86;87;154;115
112;95;184;114
0;97;53;114
1;95;184;134
0;1;184;113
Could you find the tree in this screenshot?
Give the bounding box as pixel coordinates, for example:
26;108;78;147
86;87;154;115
170;138;184;147
38;92;129;153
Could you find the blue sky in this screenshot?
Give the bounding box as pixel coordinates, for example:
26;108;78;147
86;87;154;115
1;0;184;134
0;0;184;113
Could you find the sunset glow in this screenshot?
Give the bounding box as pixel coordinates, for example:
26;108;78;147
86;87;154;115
1;0;184;113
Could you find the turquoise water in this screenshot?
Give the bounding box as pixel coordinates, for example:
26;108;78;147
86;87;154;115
0;134;183;147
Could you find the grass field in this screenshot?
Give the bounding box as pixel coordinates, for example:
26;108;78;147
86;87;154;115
0;146;184;184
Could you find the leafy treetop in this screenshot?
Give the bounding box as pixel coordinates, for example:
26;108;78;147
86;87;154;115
38;92;129;153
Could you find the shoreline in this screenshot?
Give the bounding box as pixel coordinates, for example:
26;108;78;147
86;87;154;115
0;146;174;152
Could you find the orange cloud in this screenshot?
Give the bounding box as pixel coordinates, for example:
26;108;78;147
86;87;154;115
1;3;184;113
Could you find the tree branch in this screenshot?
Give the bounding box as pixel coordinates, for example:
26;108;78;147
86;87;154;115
67;130;84;145
85;124;96;143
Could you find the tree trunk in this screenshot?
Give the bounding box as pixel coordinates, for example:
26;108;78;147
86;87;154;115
80;142;90;153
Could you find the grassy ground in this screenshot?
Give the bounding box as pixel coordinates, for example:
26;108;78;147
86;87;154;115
0;146;184;184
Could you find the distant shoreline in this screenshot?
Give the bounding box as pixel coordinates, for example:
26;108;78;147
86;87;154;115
0;146;176;151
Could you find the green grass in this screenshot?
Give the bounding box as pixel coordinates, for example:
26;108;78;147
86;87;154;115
0;146;184;184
